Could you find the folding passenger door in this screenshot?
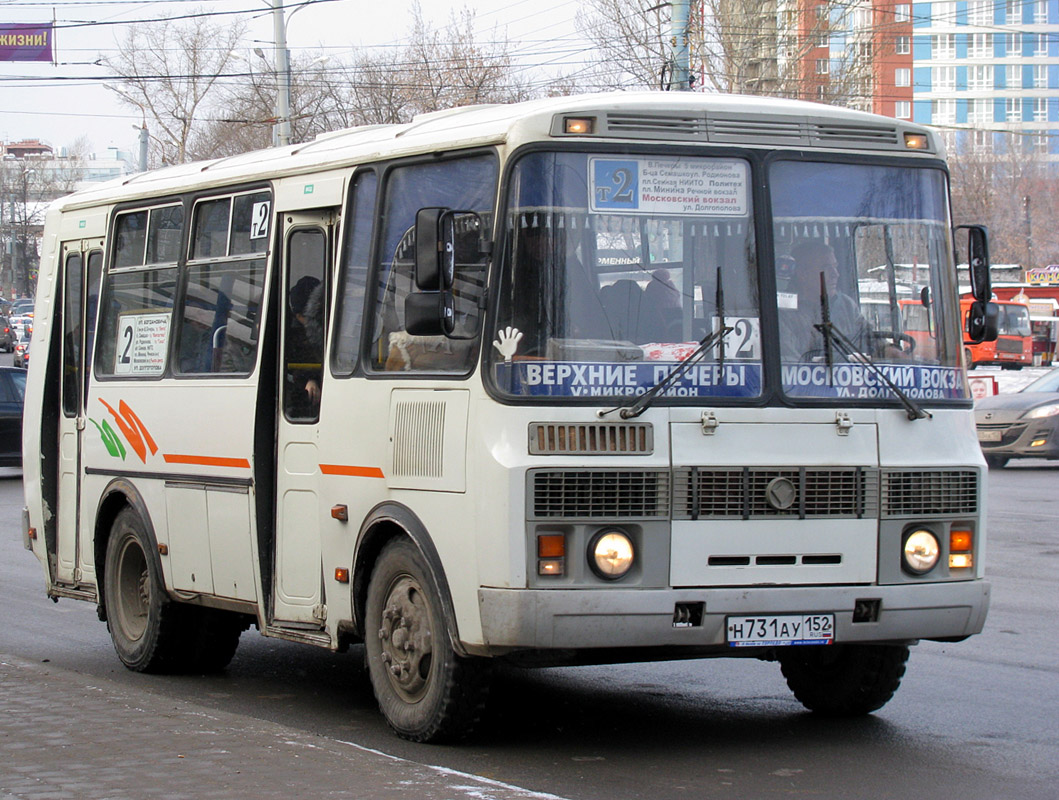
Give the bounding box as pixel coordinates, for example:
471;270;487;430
55;241;103;586
273;210;335;625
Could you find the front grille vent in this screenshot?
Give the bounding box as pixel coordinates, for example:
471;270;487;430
581;110;914;152
707;117;808;145
810;122;901;148
530;469;670;519
606;112;708;139
672;467;879;520
529;422;653;455
881;469;978;517
995;338;1024;354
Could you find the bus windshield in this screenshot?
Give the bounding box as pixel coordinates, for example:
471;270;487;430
997;303;1031;337
771;160;966;400
491;152;968;403
492;150;762;401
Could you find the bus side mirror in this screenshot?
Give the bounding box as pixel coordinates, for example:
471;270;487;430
409;208;487;339
415;208;487;290
414;207;450;291
405;291;455;337
956;224;991;303
966;299;998;344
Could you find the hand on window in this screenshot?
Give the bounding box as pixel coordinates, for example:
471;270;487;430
492;326;523;362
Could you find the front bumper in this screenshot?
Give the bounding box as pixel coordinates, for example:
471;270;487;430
978;419;1059;459
478;580;990;651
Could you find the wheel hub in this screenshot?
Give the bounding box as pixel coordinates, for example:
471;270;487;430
377;576;433;702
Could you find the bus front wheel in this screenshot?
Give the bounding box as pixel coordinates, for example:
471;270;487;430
103;507;186;673
778;643;909;716
365;538;490;742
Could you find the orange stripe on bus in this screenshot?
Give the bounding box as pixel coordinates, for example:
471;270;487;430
319;464;385;478
163;454;252;469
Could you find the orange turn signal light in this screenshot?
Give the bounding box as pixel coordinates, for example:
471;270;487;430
538;534;566;558
950;530;973;552
334;567;350;583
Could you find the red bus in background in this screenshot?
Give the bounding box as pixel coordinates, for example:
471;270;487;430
960;298;1032;370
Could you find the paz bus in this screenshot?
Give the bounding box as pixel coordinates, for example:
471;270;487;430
961;297;1032;370
22;92;995;742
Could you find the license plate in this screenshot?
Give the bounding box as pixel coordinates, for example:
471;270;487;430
726;614;834;647
977;429;1002;442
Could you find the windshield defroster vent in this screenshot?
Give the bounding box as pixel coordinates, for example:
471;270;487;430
529;422;653;455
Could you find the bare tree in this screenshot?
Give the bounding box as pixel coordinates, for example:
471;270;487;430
198;2;537;155
0;139;93;296
948;133;1059;268
102;14;247;165
575;0;672;90
194;55;347;157
576;0;881;104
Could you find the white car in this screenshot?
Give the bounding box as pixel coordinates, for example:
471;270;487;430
11;314;32;338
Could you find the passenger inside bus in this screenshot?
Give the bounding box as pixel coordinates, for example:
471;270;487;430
285;275;324;419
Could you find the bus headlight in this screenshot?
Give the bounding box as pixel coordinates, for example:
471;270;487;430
588;529;635;580
903;529;940;574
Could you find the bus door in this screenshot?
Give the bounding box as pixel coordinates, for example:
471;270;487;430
273;210;334;625
56;241;103;585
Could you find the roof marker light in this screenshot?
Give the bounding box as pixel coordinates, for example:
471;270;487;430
564;117;595;135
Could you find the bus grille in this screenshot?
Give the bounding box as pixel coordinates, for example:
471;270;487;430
672;467;879;520
528;468;979;521
530;470;670;519
881;469;979;517
995;338;1024;354
528;422;652;455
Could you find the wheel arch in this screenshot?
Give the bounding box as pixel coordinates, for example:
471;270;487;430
351;502;467;657
93;479;161;622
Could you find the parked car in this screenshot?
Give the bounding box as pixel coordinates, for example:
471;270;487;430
13;332;30;369
0;315;13;352
0;365;26;467
975;367;1059;468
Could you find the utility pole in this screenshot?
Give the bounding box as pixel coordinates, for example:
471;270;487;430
272;0;293;147
1023;195;1034;269
137;124;149;172
670;0;692;91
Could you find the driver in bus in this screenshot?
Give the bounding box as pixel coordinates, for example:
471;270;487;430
778;240;873;362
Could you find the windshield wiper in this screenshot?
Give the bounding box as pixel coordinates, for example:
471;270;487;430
599;325;733;419
601;269;731;420
814;305;931;421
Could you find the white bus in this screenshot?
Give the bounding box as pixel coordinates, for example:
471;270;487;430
23;92;994;742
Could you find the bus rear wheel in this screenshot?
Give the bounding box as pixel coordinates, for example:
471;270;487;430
778;644;909;716
104;507;187;673
365;538;490;743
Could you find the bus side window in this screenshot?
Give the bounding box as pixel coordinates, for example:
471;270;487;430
176;191;269;376
284;230;327;422
332;170;377;375
368;155;496;373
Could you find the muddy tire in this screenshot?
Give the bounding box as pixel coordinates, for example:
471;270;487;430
180;608;247;673
778;644;909;716
365;538;490;742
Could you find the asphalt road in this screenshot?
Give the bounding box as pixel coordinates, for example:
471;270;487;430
1;379;1057;798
